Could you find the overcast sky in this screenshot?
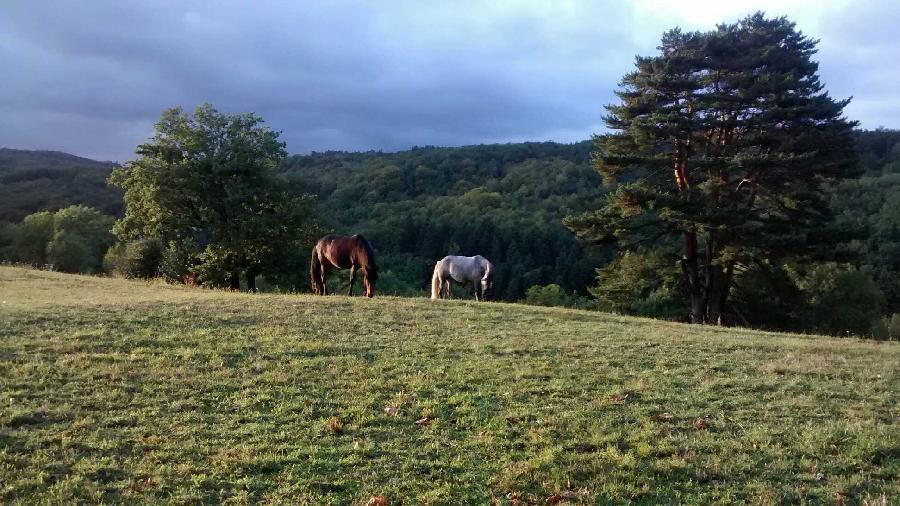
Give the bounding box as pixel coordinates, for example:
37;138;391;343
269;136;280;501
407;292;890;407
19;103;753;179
2;0;898;161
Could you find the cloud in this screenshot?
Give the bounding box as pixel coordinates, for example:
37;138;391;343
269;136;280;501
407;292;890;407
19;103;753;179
1;0;897;161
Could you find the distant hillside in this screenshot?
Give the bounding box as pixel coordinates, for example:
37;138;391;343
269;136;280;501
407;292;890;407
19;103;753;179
0;148;122;222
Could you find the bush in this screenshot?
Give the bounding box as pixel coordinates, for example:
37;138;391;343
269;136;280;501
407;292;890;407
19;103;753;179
523;284;592;309
871;313;900;340
105;238;164;278
590;250;685;318
1;211;55;266
791;263;885;336
47;231;94;273
2;206;114;273
159;238;200;283
48;207;114;273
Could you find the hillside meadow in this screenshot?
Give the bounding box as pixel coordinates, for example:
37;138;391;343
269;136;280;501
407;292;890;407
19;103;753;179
0;266;897;504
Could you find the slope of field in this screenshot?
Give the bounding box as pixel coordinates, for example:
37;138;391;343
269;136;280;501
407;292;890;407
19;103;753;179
0;266;897;503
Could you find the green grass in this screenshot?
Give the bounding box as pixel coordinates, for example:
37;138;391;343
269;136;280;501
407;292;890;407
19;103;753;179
0;266;897;504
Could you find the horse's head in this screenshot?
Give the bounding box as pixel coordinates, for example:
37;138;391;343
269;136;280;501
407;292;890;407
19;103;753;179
359;236;378;297
364;264;377;297
481;272;494;300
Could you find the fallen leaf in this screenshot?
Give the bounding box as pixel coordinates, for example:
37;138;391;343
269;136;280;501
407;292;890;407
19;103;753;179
128;478;155;493
325;417;343;435
414;417;431;425
607;393;629;404
833;491;848;506
692;418;709;430
366;496;388;506
546;494;564;505
546;489;579;504
506;492;524;506
651;412;674;422
383;406;399;416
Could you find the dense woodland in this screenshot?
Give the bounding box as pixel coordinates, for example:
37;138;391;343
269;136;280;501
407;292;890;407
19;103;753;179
280;141;606;299
1;129;898;337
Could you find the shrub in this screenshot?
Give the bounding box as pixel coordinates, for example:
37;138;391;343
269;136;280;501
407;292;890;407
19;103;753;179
791;263;885;336
523;284;592;309
871;313;900;340
159;238;200;283
47;231;95;273
1;211;55;266
590;250;685;318
4;206;115;273
105;238;164;278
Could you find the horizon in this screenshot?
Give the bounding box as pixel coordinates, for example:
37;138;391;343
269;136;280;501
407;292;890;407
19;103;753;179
3;1;899;161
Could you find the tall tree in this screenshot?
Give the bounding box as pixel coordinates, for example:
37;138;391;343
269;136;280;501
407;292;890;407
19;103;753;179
109;104;318;289
567;13;858;323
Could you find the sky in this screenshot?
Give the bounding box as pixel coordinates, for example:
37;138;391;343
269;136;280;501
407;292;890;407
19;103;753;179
2;0;898;162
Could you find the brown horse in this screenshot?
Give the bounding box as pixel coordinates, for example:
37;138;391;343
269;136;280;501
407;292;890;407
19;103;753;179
310;234;378;297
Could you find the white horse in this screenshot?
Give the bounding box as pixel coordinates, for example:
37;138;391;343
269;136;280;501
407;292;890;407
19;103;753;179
431;255;494;301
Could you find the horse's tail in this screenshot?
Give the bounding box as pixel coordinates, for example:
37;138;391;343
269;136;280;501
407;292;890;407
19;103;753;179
431;261;442;300
310;245;322;294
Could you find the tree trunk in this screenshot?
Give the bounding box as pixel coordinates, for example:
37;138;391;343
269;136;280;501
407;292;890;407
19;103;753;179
706;266;726;324
229;271;240;291
681;231;704;323
712;263;735;325
246;268;257;293
700;230;733;325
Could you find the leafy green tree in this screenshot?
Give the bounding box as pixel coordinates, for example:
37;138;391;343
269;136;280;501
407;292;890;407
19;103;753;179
523;284;591;309
1;211;55;266
109;104;319;289
47;231;95;273
2;205;113;273
790;263;884;336
591;250;686;318
49;205;115;273
567;13;857;324
104;238;164;278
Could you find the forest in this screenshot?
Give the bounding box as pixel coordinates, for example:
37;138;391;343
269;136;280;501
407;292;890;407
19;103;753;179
1;128;898;337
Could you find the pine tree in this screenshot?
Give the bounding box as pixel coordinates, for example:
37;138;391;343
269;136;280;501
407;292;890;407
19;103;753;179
567;13;857;323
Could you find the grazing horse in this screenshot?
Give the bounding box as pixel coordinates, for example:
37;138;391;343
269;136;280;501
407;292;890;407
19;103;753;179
310;234;378;297
431;255;494;301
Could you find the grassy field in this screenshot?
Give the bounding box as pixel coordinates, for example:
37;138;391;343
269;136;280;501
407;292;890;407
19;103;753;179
0;266;897;504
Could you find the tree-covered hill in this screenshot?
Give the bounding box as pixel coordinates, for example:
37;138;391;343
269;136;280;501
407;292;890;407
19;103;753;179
0;148;122;222
280;141;608;299
2;130;898;308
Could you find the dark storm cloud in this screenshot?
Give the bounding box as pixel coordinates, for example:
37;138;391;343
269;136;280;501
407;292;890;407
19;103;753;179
1;1;897;161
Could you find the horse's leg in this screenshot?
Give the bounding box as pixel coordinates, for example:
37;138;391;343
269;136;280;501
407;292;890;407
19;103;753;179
321;262;331;296
474;282;480;301
348;265;356;296
446;279;453;299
